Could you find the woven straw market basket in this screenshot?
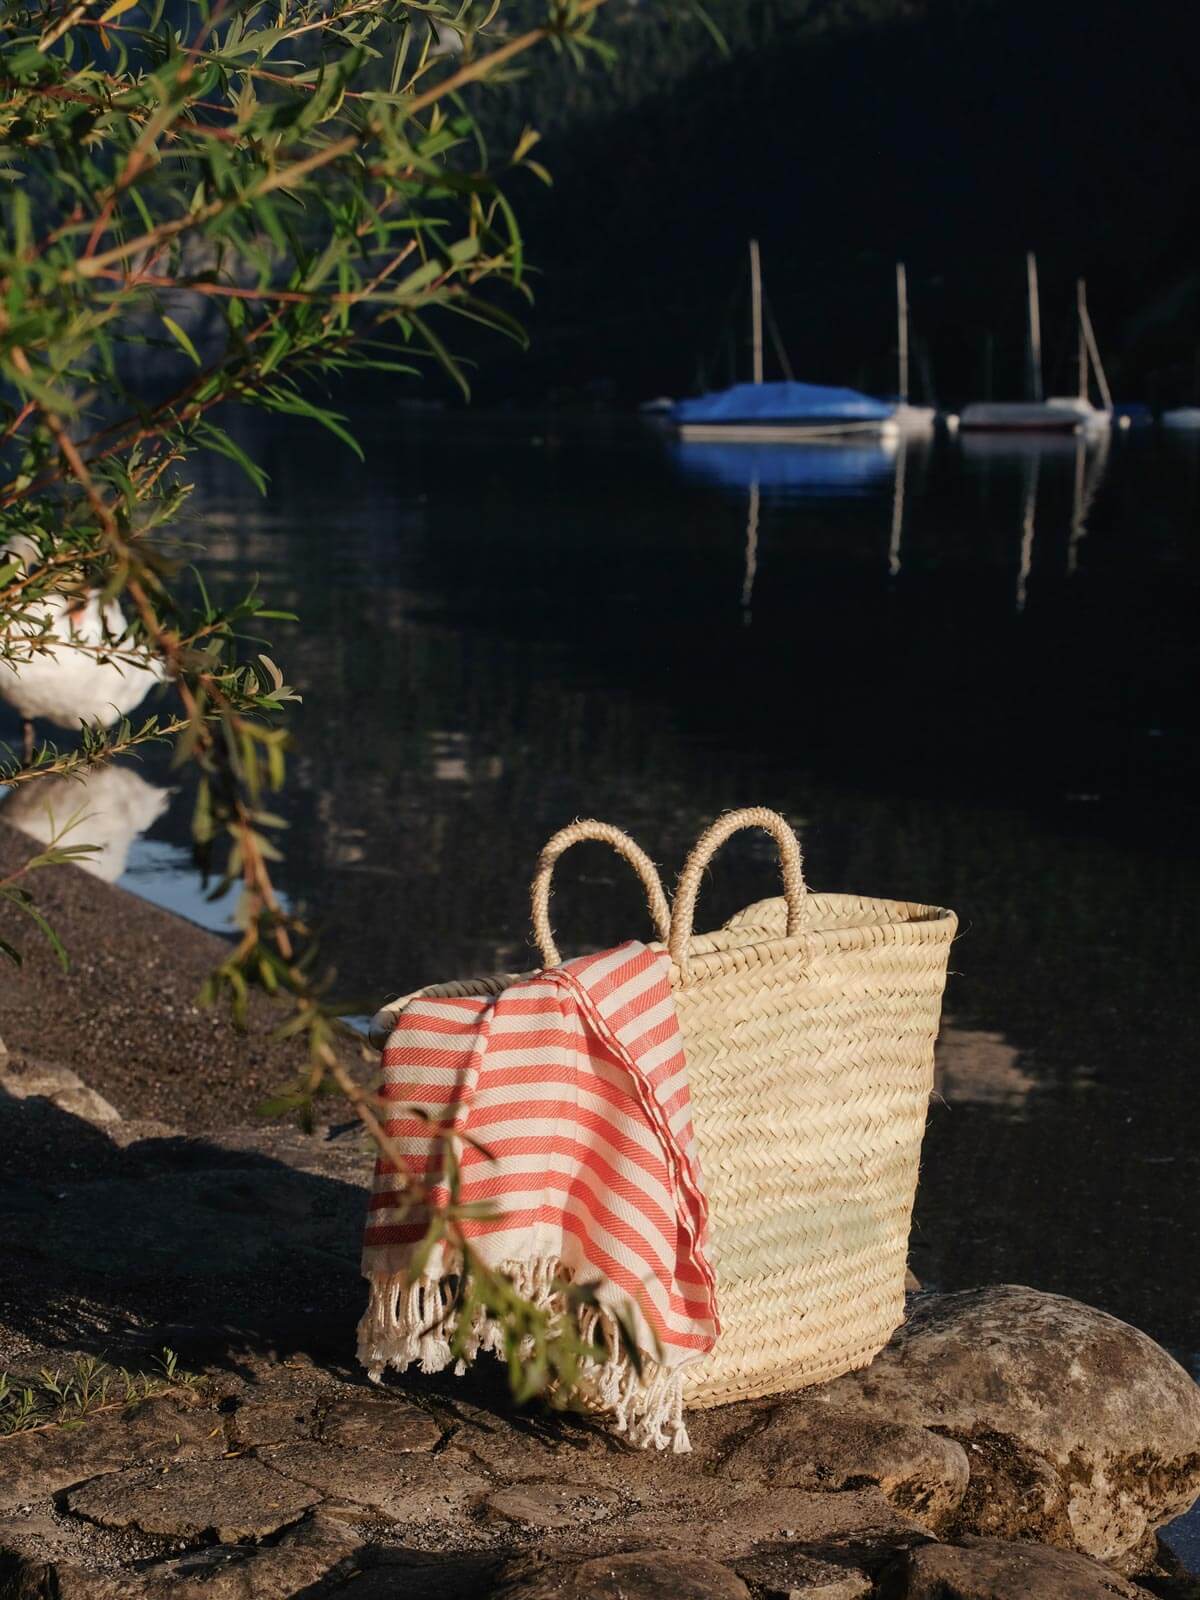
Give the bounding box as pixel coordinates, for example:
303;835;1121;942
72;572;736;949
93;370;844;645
371;807;957;1410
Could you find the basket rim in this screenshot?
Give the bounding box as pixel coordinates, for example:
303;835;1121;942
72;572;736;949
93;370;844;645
370;890;957;1040
665;893;957;988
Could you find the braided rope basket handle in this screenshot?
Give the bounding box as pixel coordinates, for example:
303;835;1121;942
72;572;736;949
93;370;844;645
670;806;807;980
531;819;671;967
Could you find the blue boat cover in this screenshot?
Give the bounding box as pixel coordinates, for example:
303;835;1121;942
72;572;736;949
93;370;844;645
671;439;894;497
673;380;894;425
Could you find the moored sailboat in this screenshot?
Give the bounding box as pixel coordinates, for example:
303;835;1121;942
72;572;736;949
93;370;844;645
670;242;899;443
960;254;1080;434
674;380;898;442
1046;278;1115;432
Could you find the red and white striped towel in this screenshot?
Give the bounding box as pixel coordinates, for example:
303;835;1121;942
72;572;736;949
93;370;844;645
358;941;719;1450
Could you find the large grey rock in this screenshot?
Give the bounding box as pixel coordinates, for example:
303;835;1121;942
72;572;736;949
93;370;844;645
816;1286;1200;1567
720;1404;969;1530
879;1536;1154;1599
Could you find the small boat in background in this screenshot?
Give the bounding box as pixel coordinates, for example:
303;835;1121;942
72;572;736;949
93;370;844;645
961;254;1092;435
959;401;1079;433
1114;403;1153;428
673;380;898;442
670;241;899;443
1162;407;1200;430
1046;279;1116;432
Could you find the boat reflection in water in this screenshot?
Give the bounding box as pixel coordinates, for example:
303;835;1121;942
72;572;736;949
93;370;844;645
671;436;897;498
959;428;1111;612
669;433;910;621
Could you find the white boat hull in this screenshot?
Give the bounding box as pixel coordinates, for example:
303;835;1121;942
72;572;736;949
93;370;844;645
959;402;1081;434
890;403;937;435
678;418;899;444
1047;397;1113;432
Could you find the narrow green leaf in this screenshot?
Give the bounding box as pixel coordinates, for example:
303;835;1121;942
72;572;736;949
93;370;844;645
160;314;201;367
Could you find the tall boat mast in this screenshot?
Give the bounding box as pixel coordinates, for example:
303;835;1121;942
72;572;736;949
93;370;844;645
896;261;910;404
1026;251;1044;403
749;238;764;386
1077;279;1113;411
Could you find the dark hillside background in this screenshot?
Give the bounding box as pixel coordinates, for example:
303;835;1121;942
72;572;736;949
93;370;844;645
454;0;1200;406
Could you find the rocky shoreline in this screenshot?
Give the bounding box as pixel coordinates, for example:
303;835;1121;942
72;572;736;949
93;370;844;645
2;1043;1198;1599
2;833;1199;1598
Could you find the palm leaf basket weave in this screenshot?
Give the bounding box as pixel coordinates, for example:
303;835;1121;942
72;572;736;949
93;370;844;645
371;807;957;1409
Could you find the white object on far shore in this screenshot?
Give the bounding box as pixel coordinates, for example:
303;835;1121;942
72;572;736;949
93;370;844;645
1163;407;1200;430
1;535;166;757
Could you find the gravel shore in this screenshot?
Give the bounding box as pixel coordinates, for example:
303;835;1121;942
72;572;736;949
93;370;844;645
0;822;357;1127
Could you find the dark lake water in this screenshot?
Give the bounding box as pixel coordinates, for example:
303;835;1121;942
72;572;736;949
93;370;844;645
4;409;1199;1464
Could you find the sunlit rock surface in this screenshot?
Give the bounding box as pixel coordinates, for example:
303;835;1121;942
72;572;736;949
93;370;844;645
814;1285;1200;1571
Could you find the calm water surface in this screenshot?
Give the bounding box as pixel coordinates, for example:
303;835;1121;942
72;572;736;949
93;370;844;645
7;410;1200;1395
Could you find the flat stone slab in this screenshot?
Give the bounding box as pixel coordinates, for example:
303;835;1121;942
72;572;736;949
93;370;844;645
224;1394;324;1450
138;1510;362;1600
318;1395;444;1452
66;1456;320;1542
495;1550;753;1600
0;1397;222;1510
260;1441;488;1531
590;1484;926;1564
485;1482;621;1529
0;822;360;1130
720;1403;969;1530
732;1545;874;1598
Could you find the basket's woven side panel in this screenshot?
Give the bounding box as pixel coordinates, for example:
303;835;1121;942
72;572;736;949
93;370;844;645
676;897;955;1408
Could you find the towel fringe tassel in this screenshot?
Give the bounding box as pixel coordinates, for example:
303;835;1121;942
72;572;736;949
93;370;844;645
357;1260;691;1453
